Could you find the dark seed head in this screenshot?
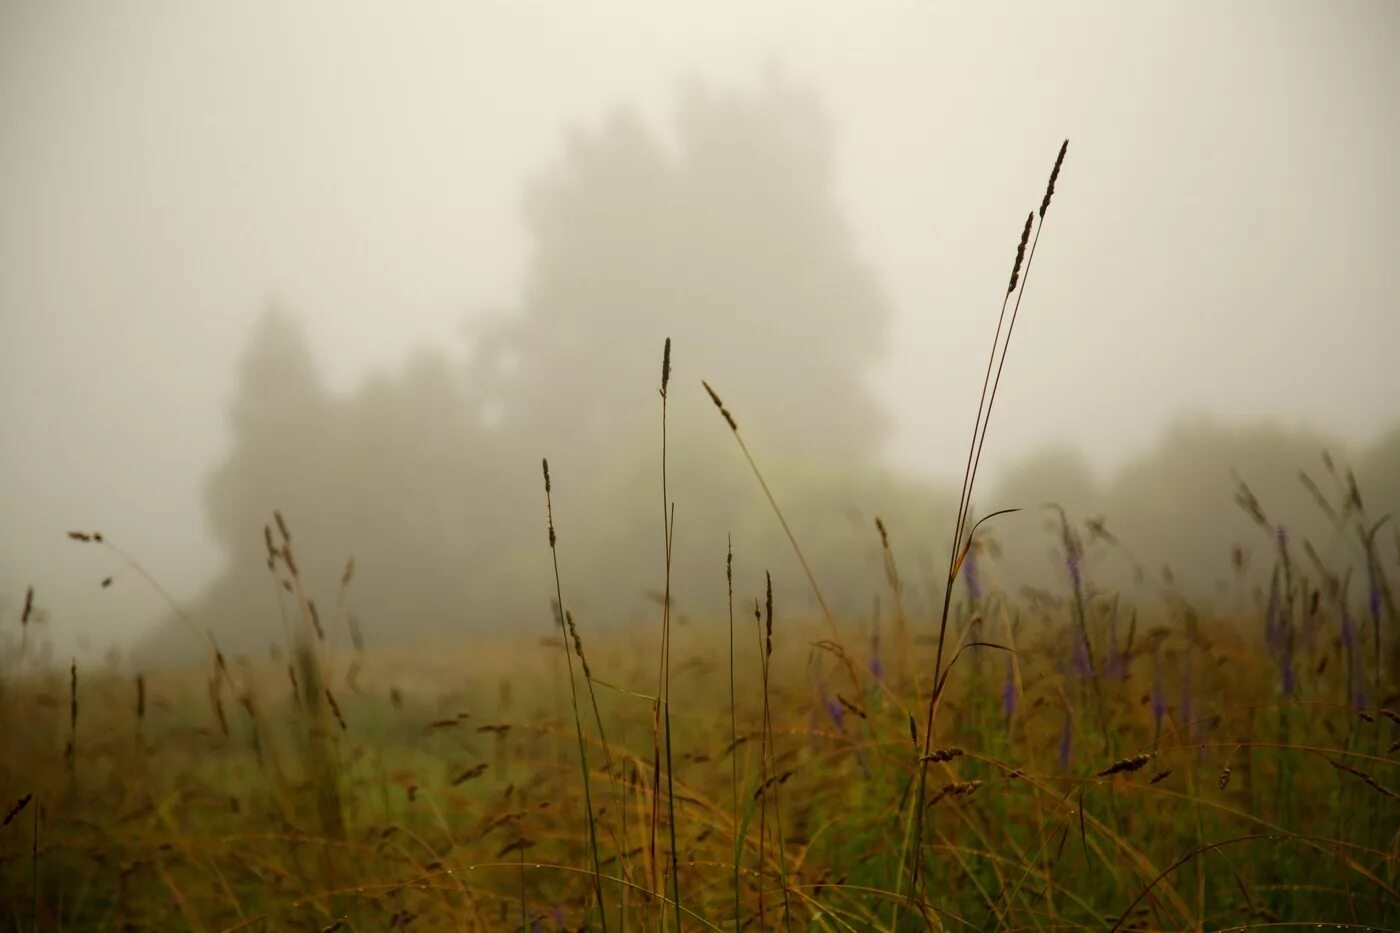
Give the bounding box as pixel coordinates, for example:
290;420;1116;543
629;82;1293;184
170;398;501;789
660;337;672;397
1008;211;1033;294
1039;139;1069;219
702;380;738;431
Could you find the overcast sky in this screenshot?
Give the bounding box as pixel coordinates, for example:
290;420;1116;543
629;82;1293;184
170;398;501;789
3;1;1398;652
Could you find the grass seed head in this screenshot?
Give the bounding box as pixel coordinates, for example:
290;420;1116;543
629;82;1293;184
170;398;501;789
1008;211;1034;294
1039;139;1069;218
702;380;737;431
661;337;671;397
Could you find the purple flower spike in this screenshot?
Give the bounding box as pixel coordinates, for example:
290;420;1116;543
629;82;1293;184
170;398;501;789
1058;715;1073;770
1001;656;1017;719
1280;631;1295;699
1264;570;1282;655
963;543;983;601
1180;654;1194;740
1071;630;1094;679
1065;549;1083;595
1151;651;1166;736
823;690;845;730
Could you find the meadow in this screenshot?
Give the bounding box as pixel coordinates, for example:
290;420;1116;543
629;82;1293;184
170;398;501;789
2;142;1397;931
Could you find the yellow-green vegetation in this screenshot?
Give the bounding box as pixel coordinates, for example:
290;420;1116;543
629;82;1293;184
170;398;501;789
1;563;1397;930
3;141;1397;931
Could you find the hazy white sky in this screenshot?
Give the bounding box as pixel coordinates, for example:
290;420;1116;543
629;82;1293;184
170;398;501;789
3;1;1398;650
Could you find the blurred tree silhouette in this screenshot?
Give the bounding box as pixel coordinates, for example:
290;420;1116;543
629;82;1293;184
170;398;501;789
139;74;900;661
470;72;891;475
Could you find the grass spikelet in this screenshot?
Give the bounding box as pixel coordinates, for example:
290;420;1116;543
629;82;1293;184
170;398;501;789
701;380;737;431
273;509;290;543
452;764;488;785
921;746;965;764
325;689;347;731
837;694;868;720
21;586;34;625
1007;211;1033;294
1096;753;1151;777
1328;758;1398;799
660;335;671;398
1;794;31;828
1040;139;1069;218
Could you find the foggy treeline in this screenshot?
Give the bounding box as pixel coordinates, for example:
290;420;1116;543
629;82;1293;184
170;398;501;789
123;77;1400;664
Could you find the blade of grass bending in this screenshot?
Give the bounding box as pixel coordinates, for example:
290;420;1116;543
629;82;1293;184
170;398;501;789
699;382;869;720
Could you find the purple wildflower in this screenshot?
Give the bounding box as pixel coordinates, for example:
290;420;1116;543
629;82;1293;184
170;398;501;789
963;542;982;601
1280;630;1295;698
1151;650;1166;737
553;906;566;930
822;689;845;730
1180;654;1194;742
1264;568;1282;654
1001;656;1017;719
1058;715;1073;770
1341;600;1360;710
1071;629;1093;679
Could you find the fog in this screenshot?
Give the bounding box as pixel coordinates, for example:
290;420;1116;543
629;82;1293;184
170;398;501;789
3;1;1398;660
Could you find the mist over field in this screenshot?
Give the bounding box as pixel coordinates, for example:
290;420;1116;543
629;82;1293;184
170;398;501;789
6;5;1400;930
3;1;1399;656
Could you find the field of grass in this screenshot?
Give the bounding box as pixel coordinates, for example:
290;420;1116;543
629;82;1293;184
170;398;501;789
3;142;1397;931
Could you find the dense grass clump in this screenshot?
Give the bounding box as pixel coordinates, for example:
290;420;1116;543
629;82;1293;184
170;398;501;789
3;142;1397;930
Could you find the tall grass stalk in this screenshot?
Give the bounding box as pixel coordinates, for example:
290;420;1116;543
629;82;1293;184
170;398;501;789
727;537;741;931
657;337;683;931
904;140;1069;915
541;459;608;930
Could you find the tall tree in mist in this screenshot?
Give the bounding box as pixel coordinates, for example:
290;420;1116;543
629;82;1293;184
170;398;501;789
470;72;892;472
204;306;333;559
